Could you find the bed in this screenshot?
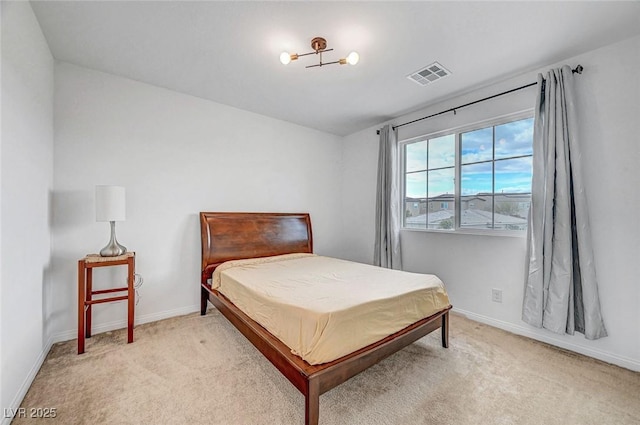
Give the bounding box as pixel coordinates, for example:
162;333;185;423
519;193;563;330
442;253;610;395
200;212;452;424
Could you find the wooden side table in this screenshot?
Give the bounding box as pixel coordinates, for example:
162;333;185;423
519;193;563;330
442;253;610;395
77;252;135;354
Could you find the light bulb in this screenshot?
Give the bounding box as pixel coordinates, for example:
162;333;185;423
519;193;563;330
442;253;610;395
346;51;359;65
280;52;291;65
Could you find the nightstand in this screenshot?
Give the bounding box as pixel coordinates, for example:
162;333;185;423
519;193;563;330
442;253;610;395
77;252;135;354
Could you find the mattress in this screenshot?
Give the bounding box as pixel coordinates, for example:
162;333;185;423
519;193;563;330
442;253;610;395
212;254;451;365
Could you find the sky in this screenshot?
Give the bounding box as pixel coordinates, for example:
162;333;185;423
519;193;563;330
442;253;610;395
405;117;533;199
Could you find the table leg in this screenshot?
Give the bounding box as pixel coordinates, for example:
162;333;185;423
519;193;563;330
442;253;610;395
85;268;93;338
127;256;135;343
78;260;86;354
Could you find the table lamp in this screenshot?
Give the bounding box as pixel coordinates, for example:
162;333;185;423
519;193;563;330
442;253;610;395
96;185;127;257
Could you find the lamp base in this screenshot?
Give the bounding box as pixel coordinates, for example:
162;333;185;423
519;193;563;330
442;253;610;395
100;221;127;257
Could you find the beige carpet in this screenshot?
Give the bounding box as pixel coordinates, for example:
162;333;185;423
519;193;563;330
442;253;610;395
15;311;639;425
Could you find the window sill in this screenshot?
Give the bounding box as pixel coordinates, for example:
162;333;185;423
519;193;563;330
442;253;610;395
400;227;527;238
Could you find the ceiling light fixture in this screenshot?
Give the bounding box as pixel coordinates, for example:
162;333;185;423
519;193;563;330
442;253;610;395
280;37;359;68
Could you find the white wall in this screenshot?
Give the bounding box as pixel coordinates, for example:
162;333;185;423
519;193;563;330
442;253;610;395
51;62;344;339
1;0;54;419
342;35;640;371
1;9;637;419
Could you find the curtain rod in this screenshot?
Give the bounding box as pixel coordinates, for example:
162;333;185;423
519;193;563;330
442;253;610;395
376;64;584;135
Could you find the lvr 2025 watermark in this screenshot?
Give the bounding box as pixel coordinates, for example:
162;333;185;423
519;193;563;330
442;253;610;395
3;407;57;419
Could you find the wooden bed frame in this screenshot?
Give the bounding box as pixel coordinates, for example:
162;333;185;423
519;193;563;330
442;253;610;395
199;212;451;425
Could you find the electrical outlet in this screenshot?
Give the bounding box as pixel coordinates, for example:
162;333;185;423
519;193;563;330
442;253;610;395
491;288;503;303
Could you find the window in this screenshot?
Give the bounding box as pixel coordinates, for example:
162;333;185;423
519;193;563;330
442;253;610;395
402;113;533;232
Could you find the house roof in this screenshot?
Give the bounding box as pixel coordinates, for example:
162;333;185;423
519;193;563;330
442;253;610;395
406;209;527;226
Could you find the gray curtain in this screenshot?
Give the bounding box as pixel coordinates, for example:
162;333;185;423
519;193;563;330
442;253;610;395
523;66;607;340
374;124;402;269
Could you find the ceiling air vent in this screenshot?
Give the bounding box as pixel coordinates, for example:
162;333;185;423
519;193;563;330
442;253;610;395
407;62;451;86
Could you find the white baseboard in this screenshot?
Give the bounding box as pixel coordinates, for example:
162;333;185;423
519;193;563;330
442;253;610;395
453;307;640;372
51;304;201;344
2;336;55;425
2;304;200;425
4;304;635;425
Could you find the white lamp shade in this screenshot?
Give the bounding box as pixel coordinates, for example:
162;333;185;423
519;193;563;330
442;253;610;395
95;185;126;222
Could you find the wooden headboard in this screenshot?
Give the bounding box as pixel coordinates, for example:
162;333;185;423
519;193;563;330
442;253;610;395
199;212;313;284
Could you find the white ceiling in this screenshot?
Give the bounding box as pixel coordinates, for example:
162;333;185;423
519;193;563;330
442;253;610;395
31;1;640;136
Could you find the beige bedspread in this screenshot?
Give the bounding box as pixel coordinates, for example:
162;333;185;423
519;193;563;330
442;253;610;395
212;254;450;365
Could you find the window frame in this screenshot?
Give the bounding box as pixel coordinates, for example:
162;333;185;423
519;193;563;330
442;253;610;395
399;110;534;237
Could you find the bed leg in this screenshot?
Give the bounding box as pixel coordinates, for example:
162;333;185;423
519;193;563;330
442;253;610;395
441;311;449;348
201;286;208;316
305;379;319;425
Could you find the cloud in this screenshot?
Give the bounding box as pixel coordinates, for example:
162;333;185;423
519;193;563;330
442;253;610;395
404;116;533;198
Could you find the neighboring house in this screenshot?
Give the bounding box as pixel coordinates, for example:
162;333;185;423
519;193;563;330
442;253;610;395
491;193;531;219
405;208;528;230
405;194;457;218
429;194;455;212
405;197;427;218
405;192;530;230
